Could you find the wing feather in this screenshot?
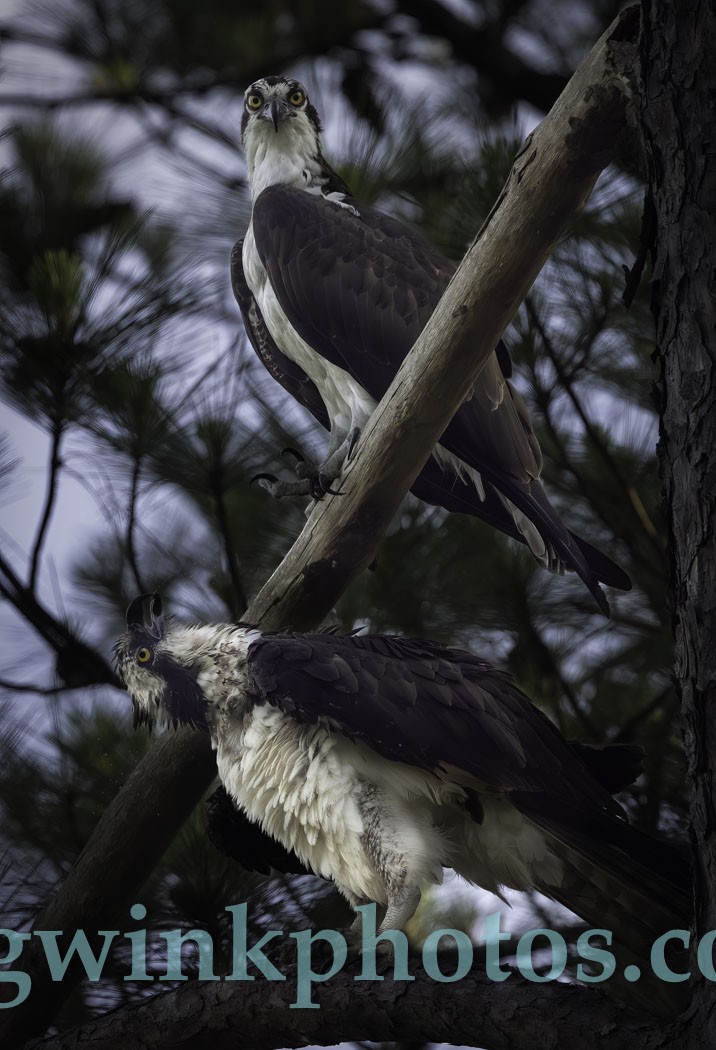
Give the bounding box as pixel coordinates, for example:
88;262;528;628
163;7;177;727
230;240;329;429
250;187;631;602
246;632;621;815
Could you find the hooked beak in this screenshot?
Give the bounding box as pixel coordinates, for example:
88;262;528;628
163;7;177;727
264;97;291;132
126;593;164;640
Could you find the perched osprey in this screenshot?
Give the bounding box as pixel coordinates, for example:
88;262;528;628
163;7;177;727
233;75;631;615
116;594;688;960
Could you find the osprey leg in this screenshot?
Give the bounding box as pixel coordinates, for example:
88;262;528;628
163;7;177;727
345;901;387;949
357;784;426;934
250;452;344;499
379;885;421;934
251;427;360;501
320;425;360;480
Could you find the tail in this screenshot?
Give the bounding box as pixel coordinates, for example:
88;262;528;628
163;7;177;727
515;792;691;1013
413;457;631;615
569;741;645;794
570;531;633;592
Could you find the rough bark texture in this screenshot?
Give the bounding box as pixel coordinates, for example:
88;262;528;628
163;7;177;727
0;9;640;1047
641;0;716;1046
25;960;678;1050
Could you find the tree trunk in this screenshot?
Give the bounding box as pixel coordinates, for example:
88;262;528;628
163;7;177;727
641;0;716;1044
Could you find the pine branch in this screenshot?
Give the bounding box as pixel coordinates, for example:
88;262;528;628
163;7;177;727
126;456;146;595
0;9;640;1045
525;298;661;550
211;479;248;620
396;0;570;112
614;685;674;743
28;423;64;593
0;552;116;689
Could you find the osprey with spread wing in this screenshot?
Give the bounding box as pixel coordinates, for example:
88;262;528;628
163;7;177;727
116;594;688;963
233;75;631;615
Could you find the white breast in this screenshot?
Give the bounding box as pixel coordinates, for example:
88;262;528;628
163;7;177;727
216;705;383;899
215;702;461;902
213;697;563;905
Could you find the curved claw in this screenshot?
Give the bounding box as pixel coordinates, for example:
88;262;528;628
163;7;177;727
281;447;305;464
316;474;345;497
309;476;326;501
250;472;279;487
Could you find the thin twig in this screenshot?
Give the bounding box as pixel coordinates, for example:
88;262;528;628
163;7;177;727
0;551;117;687
126;456;147;594
614;685;674;742
28;423;64;592
526;297;660;549
211;473;248;619
0;678;70;696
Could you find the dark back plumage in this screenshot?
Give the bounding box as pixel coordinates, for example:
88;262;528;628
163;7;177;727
243;629;690;933
245;631;621;814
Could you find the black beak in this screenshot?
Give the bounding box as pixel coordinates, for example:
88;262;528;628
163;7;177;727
126;593;164;640
266;98;289;132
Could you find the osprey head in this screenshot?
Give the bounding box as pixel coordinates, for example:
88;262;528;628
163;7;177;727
241;76;324;196
114;593;208;732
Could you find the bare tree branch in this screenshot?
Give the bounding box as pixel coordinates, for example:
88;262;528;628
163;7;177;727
525;297;660;548
25;958;675;1050
0;552;116;689
0;9;639;1046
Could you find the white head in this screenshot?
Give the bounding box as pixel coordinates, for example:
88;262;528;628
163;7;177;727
241;75;326;198
115;593;258;731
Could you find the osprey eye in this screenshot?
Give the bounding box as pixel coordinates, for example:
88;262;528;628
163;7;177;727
136;647;152;664
247;94;262;110
289;90;304;106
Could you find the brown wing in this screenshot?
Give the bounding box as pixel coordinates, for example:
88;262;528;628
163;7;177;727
246;631;621;815
251;186;630;607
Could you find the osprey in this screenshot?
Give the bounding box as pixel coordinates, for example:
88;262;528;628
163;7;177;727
233;75;631;615
116;594;688;961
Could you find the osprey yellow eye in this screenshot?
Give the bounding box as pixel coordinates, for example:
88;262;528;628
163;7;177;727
289;90;304;106
136;647;152;664
247;94;262;109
